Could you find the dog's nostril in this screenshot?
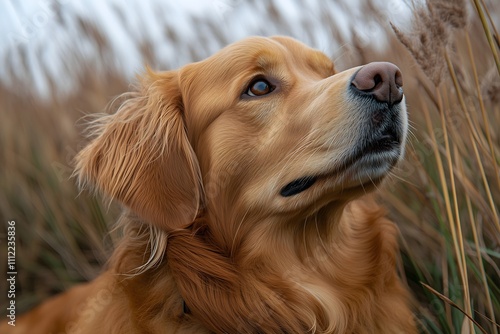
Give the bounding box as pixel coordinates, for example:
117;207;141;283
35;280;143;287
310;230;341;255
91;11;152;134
394;69;403;88
351;62;404;105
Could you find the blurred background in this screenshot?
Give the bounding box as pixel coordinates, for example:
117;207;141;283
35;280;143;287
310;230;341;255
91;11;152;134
0;0;499;333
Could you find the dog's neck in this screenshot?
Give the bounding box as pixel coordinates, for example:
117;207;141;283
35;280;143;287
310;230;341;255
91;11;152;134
112;196;397;333
202;196;348;260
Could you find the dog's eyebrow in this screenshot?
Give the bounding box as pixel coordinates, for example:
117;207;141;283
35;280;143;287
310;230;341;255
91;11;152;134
254;53;285;73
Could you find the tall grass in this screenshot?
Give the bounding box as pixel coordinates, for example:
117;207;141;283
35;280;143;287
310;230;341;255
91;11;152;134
0;76;125;311
0;0;499;333
384;0;500;332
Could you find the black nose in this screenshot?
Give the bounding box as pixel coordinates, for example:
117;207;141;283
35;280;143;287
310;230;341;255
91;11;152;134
351;62;403;105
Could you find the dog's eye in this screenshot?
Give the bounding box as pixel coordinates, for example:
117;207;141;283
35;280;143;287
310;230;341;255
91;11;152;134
246;79;274;97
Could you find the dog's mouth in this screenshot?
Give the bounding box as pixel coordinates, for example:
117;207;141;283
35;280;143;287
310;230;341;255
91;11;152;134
280;176;317;197
280;125;402;197
344;125;402;166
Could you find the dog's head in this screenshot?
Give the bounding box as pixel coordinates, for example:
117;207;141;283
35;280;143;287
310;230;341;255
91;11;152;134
76;35;407;233
75;35;409;333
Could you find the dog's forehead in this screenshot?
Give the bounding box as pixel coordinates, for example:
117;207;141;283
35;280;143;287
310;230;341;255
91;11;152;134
194;36;334;75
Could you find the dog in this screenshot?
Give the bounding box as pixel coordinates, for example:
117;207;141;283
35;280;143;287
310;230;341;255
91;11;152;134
3;36;416;333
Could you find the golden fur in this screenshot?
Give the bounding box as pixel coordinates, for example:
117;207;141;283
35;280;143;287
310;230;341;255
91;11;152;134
2;36;417;333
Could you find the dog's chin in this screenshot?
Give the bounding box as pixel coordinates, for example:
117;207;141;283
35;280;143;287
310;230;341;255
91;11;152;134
333;148;400;190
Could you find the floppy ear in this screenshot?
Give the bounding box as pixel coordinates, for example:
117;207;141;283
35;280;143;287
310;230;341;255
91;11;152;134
75;69;202;230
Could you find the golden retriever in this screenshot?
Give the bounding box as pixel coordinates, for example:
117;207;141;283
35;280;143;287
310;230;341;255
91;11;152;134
3;36;416;333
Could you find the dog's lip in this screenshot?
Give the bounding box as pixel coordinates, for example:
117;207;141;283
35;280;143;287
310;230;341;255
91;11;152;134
350;128;401;162
336;131;400;172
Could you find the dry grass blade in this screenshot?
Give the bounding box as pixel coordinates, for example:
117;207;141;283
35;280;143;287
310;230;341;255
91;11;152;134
479;0;499;45
472;0;500;75
474;313;500;332
464;189;498;334
421;283;488;334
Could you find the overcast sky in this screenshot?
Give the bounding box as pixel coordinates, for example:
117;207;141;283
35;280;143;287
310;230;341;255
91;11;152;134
1;0;413;99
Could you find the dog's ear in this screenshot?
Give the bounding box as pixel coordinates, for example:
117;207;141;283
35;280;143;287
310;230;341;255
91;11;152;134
75;69;202;229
